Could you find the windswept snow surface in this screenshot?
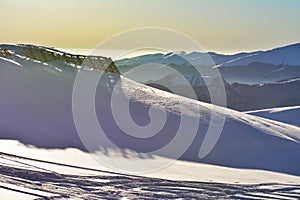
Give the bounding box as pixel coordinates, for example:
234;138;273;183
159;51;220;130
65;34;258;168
1;44;300;198
0;140;300;199
246;106;300;127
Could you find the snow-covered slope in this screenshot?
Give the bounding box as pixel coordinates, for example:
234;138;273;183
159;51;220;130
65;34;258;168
1;45;300;176
1;140;300;199
246;106;300;127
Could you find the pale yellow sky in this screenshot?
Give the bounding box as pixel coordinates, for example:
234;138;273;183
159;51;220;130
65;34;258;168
0;0;299;54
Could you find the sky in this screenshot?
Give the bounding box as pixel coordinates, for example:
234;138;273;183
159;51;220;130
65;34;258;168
0;0;300;54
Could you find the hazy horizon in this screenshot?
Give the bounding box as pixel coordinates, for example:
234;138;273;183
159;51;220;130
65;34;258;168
1;41;299;60
63;41;300;58
1;0;300;54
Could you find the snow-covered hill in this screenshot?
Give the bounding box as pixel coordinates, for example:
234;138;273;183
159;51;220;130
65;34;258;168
246;106;300;127
1;44;300;175
1;44;300;198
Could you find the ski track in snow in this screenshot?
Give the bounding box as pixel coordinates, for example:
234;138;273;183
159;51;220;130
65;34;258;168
0;152;300;200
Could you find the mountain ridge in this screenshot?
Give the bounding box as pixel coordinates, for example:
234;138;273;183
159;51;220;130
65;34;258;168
0;44;120;74
116;42;300;68
115;42;300;85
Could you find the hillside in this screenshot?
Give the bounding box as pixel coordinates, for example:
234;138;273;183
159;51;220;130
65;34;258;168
0;44;300;175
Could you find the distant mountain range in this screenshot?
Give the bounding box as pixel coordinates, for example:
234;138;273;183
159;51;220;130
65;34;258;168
115;43;300;111
115;43;300;85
